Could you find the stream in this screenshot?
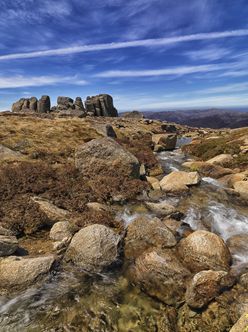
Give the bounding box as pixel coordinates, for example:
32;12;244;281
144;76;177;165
0;138;248;331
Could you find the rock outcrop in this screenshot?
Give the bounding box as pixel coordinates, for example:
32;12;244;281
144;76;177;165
0;235;18;256
12;93;118;117
65;224;120;272
85;94;118;117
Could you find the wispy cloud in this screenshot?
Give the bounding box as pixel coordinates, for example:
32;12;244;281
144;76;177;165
199;82;248;94
95;63;230;78
0;29;248;61
0;75;88;89
185;46;231;61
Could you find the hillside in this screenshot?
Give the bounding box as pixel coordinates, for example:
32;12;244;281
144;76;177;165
144;108;248;129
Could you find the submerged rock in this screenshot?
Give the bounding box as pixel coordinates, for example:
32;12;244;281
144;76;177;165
185;270;232;309
124;216;177;259
160;171;201;193
0;255;55;291
178;230;231;273
65;224;120;273
131;249;191;305
144;201;176;216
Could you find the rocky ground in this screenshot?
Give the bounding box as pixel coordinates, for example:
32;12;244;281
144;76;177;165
0;111;247;331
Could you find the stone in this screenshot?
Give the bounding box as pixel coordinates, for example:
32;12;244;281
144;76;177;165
106;124;117;138
233;181;248;199
0;235;18;256
185;270;231;309
0;255;55;291
74;97;85;110
162;218;183;236
86;202;111;212
11;97;38;113
85;94;118;117
37;95;51;113
182;161;234;179
146;176;161;190
131;249;191;305
178;230;231;273
218;173;247;187
0;226;14;236
124;216;177;259
161;124;177;133
152;134;177;151
75;137;140;178
207;154;234;167
65;224;120;272
50;221;72;241
31;197;69;223
29;97;38;111
57;96;75;111
144;201;176;216
160;171;201;193
12;98;25;112
0;144;22;161
230;313;248;332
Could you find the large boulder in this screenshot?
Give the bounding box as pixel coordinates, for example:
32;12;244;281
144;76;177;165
185;270;232;309
0;144;22;161
131;249;191;305
75;137;140;178
85;94;118;117
207;154;234;167
0;255;55;291
233;181;248;199
152;134;177;152
0;235;18;256
178;230;231;273
160;171;201;193
57;96;75;111
65;224;120;273
37;95;50;113
124;217;177;259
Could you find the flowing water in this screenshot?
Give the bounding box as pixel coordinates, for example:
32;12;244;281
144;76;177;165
0;138;248;331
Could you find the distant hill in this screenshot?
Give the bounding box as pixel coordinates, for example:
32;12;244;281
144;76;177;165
143;109;248;129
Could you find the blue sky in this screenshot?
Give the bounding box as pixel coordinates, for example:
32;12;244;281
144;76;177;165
1;0;248;111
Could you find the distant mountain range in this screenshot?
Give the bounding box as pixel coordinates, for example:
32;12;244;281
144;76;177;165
143;108;248;129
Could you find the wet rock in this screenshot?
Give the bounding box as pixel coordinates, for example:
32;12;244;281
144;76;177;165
178;230;231;273
152;134;177;151
65;224;120;272
226;234;248;259
75;137;140;178
85;94;118;117
106;124;117;138
146;176;161;190
207;154;234;167
233;181;248;199
50;221;72;241
162;218;183;236
144;201;176;216
37;95;51;113
124;216;177;259
0;235;18;256
160;171;201;193
0;255;55;291
182;161;234;179
31;197;70;223
230;313;248;332
186;270;231;309
131;249;191;305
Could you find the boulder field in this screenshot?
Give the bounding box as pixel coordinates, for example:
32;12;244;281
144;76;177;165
0;111;247;331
